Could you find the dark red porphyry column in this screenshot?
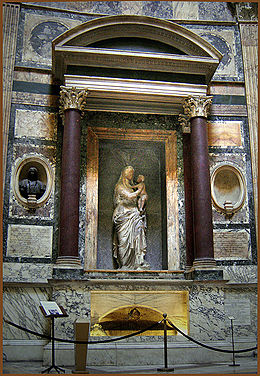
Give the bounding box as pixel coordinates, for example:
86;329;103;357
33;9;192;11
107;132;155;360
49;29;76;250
183;96;216;268
57;87;88;267
182;132;194;270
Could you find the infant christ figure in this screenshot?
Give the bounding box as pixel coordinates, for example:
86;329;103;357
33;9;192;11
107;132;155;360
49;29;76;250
132;175;148;214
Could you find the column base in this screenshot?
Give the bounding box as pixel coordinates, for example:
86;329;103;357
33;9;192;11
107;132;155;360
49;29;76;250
192;258;216;269
185;258;224;281
55;256;82;269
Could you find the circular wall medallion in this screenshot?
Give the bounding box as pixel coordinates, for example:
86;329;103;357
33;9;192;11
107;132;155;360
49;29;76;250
30;21;68;58
211;164;246;214
13;155;54;209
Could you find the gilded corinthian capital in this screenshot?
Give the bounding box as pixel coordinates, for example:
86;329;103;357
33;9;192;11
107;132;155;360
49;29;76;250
59;86;88;116
183;95;213;119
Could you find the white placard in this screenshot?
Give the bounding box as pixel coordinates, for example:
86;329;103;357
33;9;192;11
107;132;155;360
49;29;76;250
40;301;63;316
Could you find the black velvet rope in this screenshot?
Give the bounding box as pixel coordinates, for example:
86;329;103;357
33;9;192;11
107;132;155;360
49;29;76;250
166;319;257;354
4;318;257;353
3;318;163;344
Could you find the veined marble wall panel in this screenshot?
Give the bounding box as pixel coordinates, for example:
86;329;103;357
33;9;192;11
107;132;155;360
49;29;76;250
9;144;56;219
37;280;257;344
51;282;91;339
208;121;242;147
15;109;58;141
222;265;257;284
18;13;81;67
185;25;243;81
240;23;258;239
3;3;20;189
209;153;249;224
14;70;53;84
30;2;235;21
3;263;53;283
189;285;225;341
209;84;245;96
7;224;53;258
12;91;59;107
3;286;51;340
224;289;257;339
210;104;247;117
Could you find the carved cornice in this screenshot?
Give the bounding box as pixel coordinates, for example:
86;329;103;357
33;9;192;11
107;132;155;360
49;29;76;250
183;95;213;120
59;86;88;118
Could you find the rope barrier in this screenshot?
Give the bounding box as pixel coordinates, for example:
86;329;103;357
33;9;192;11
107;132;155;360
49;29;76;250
3;318;163;344
4;317;257;354
166;319;257;354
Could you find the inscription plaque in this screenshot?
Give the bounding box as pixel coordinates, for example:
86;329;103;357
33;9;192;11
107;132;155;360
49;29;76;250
214;231;249;259
7;224;53;257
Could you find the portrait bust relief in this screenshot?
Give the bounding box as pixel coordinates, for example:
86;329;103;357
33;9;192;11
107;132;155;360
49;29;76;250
13;155;53;211
19;166;46;200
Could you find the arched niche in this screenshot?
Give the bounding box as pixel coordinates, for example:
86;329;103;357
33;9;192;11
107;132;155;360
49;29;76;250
211;164;246;216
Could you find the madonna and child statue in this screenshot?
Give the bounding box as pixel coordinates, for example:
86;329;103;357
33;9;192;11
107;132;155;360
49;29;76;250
112;166;150;270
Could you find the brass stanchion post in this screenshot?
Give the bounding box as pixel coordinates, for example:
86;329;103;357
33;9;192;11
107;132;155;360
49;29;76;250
157;313;175;372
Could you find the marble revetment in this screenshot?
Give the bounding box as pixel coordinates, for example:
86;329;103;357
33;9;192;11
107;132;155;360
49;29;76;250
225;299;251;326
20;13;81;66
189;285;225;341
213;231;250;260
15;109;58;140
188;27;241;80
3;262;53;283
7;224;53;258
208;121;242;147
3;286;50;340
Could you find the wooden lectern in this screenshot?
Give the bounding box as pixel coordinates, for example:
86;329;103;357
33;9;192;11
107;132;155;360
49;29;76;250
73;319;90;374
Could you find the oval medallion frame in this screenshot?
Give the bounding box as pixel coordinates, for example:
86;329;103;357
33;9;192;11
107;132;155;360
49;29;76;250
211;163;246;214
13;155;54;209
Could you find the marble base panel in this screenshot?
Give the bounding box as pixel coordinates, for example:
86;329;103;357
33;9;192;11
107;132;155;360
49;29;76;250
222;265;257;283
3;262;53;283
2;277;257;364
3;340;47;361
41;338;256;367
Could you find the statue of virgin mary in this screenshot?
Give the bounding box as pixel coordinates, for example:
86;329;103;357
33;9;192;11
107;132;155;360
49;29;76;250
112;166;150;270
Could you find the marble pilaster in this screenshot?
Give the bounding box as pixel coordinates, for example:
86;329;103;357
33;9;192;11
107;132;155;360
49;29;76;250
239;23;258;241
3;3;20;190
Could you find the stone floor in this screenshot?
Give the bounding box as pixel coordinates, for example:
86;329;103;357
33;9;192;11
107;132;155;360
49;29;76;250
2;357;258;374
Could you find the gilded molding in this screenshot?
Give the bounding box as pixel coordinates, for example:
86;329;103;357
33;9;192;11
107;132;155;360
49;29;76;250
59;86;88;118
183;95;213;119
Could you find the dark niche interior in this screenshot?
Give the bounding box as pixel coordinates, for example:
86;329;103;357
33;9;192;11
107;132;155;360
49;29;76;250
89;37;187;55
97;139;167;270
